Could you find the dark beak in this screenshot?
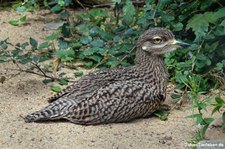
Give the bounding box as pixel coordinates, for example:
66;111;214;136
174;40;190;47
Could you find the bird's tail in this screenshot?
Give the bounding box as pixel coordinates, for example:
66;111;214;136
24;98;72;122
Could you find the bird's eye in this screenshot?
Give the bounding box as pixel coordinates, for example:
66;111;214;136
153;37;162;44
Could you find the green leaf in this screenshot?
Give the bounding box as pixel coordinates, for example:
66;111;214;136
82;47;103;56
59;72;66;77
170;93;181;99
215;95;225;105
211;105;221;115
58;0;65;6
32;56;39;63
202;96;213;104
153;110;169;121
200;0;215;10
30;38;38;50
96;48;106;56
220;19;225;31
90;39;104;47
173;23;183;31
113;0;121;3
196;114;203;125
74;71;84;77
199;124;210;139
38;42;51;49
64;0;72;6
185;113;201;119
99;31;113;41
106;59;119;68
0;41;8;49
80;36;92;45
55;49;75;62
203;118;214;125
216;63;224;70
61;23;71;38
20;16;26;23
199;102;207;112
123;0;136;25
161;13;175;22
89;9;108;18
8;19;19;26
59;79;68;85
89;55;101;62
46;33;60;40
49;85;61;92
175;71;188;83
214;7;225;19
184;105;196;111
58;40;68;49
70;41;82;48
186;14;209;41
203;12;217;23
51;4;62;12
42;79;53;84
60;49;75;56
16;6;27;13
83;61;93;68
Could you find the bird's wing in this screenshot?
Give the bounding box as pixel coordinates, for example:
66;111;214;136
48;68;136;103
64;80;166;124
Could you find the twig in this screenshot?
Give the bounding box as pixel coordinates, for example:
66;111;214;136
75;0;86;9
152;0;160;19
93;3;113;8
31;62;48;77
6;68;60;81
92;56;108;72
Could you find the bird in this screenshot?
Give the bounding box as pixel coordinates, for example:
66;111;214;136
24;27;189;125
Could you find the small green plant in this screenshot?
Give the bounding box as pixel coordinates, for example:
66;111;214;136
153;110;169;121
185;93;215;143
185;93;225;144
211;95;225;129
8;15;27;26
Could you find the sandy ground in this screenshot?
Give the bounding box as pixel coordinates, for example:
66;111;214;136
0;9;225;149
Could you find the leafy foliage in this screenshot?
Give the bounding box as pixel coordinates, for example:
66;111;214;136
185;93;214;143
186;93;225;143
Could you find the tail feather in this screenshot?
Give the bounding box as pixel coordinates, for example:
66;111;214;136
24;98;73;123
24;110;56;122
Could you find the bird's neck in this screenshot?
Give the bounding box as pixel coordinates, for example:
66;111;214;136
134;49;169;97
135;49;165;68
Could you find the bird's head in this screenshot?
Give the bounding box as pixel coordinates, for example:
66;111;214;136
137;28;189;55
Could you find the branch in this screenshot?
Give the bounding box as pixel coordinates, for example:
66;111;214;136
31;62;48;77
6;68;60;81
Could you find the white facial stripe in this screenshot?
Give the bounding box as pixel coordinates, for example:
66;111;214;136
152;42;168;48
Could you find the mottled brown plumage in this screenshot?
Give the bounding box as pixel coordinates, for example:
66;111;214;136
24;28;189;125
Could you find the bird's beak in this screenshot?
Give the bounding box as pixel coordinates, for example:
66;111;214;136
172;40;190;47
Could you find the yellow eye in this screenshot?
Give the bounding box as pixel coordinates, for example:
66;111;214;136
153;37;162;44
